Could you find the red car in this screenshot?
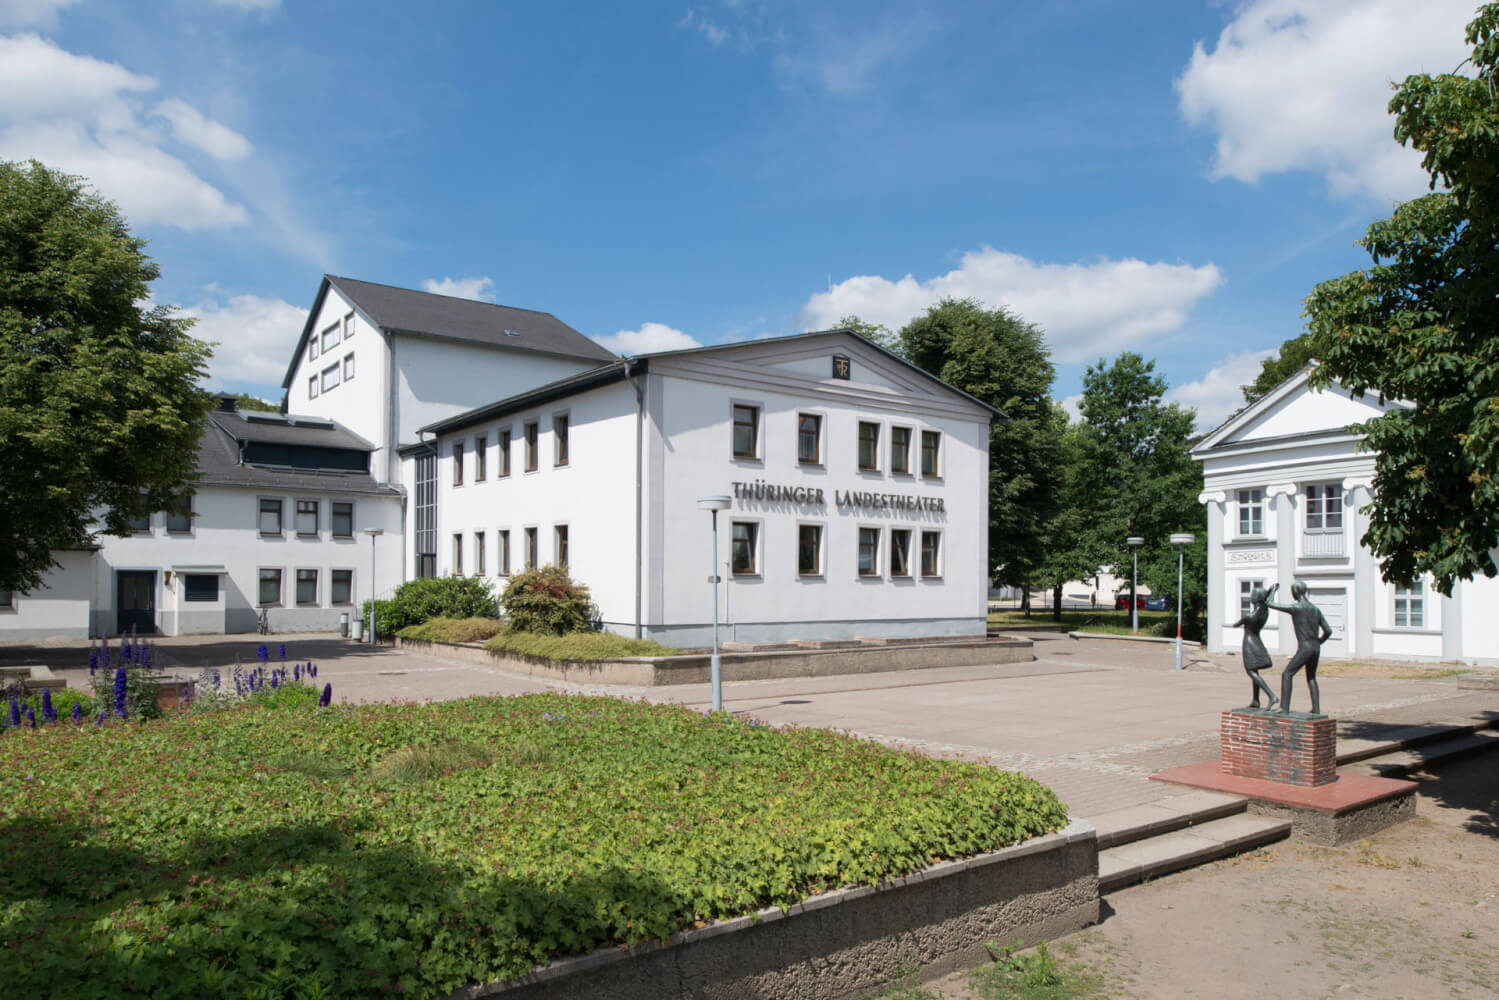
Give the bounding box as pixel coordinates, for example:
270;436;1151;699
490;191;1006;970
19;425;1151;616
1114;594;1147;610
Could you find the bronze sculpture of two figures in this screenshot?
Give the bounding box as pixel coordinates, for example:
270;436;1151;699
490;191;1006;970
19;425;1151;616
1230;581;1334;715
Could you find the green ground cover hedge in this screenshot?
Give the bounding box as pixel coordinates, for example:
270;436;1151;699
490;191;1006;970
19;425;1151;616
397;617;506;643
0;693;1067;999
485;630;682;661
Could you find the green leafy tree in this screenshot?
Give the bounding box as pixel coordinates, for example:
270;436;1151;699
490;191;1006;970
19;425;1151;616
1032;413;1112;619
1302;4;1499;592
230;392;279;412
833;313;902;356
898;298;1061;590
0;160;213;593
1243;332;1317;403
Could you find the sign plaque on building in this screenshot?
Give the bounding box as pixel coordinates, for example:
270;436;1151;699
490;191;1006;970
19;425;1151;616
832;355;851;380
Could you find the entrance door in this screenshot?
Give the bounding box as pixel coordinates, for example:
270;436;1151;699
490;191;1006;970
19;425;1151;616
116;571;157;635
1308;587;1347;658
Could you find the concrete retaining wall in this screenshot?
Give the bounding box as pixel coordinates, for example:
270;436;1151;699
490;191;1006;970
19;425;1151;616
448;820;1099;1000
396;634;1033;686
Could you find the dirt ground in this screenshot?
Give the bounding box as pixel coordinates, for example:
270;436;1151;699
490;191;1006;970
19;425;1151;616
928;751;1499;1000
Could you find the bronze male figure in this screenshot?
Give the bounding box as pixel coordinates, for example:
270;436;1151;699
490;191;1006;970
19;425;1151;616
1228;584;1278;710
1265;580;1334;715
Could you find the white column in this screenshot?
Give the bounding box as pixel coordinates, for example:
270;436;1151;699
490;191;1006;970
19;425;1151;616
1344;478;1376;658
1269;483;1298;655
1199;490;1226;652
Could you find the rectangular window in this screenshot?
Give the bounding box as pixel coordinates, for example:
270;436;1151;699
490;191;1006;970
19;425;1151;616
127;510;150;533
258;568;282;606
165;495;192;533
858;528;879;576
321;363;340;392
921;431;941;477
184;574;217;602
732;522;758;574
296;569;318;606
798;524;822;576
525;421;539;471
0;590;11;609
258;498;283;535
331;501;353;538
858;421;879;471
1306;483;1344;530
890;529;912;577
453;533;463;575
732;404;759;458
343;311;355;339
525;527;537;569
798;413;822;464
331;569;353;605
452;442;464;486
296;499;318;536
499;529;511;575
474;436;487;481
554;414;569;467
415;453;436;577
308;374;318;399
891;427;912;475
920;531;941;577
499;430;512;476
475;531;486;575
555;525;569;568
321;322;340;352
309;336;319;362
343;352;355;381
1239;578;1266;619
1394;582;1425;628
1237;489;1264;536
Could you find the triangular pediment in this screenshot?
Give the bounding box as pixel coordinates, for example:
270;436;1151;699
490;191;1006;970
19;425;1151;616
1193;364;1404;455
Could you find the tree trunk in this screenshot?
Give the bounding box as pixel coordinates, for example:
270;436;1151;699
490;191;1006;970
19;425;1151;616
1020;584;1031;617
1052;585;1063;621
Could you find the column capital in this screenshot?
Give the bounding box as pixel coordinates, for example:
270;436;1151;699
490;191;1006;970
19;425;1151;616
1268;483;1298;498
1198;490;1227;506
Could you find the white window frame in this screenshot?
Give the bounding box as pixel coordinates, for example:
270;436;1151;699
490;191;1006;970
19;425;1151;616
1236;488;1264;537
1393;581;1425;629
295;499;319;537
295;568;319;607
919;530;942;579
321;321;340;353
1238;578;1267;619
1305;483;1344;531
321;363;340;392
257;567;282;607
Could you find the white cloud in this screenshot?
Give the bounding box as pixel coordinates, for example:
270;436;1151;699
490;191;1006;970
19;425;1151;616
1176;0;1474;202
773;16;928;96
799;247;1224;363
1058;394;1083;423
1166;348;1278;431
152;98;252;161
0;34;249;229
421;276;496;302
182;290;307;388
592;322;702;356
0;0;80;29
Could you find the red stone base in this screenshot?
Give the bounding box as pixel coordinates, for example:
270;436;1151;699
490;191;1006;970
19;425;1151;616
1221;709;1336;786
1150;760;1415;814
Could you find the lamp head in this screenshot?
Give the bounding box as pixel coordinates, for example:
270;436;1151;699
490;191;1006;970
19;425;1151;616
1125;536;1144;548
1169;532;1195;546
696;495;732;512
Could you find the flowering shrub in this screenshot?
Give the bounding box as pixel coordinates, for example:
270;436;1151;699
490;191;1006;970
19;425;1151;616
85;636;162;720
499;565;599;635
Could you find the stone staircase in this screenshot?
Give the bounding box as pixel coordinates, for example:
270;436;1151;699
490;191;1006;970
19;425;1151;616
1092;791;1290;893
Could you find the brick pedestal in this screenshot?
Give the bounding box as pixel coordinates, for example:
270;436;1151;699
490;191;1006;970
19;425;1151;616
1220;709;1336;787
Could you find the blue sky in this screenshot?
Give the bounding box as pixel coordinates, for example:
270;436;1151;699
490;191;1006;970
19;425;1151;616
0;0;1477;428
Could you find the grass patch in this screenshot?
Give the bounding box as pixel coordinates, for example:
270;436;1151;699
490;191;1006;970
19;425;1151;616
989;609;1178;637
397;617;505;643
486;630;682;661
0;692;1067;999
969;941;1108;1000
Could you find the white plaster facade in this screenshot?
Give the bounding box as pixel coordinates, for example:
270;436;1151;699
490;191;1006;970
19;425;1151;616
1192;367;1499;664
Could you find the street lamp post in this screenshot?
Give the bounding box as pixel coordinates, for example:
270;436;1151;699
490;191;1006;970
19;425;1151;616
1169;532;1195;671
1126;536;1144;633
364;528;384;645
696;496;732;711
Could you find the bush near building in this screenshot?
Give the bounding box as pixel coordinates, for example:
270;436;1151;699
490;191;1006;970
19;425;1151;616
499;565;599;635
361;575;499;635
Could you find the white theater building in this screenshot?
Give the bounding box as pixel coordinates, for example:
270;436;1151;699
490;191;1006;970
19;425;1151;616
1191;365;1499;665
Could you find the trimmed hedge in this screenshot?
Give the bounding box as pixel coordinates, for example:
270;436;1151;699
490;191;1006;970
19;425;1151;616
486;630;681;661
397;617;505;644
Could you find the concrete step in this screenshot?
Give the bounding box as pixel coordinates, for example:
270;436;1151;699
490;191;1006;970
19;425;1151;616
1336;716;1499;765
1089;790;1247;850
1098;813;1292;893
1341;728;1499;779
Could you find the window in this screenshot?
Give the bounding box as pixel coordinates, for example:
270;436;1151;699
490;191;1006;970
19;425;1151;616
858;528;879;576
921;531;941;577
322;322;339;352
553;414;569;467
499;430;512;476
524;421;539;471
798;413;822;464
797;524;822;576
921;431;941;477
0;590;13;609
732;404;759;458
890;529;912;577
525;527;538;569
475;531;486;575
474;436;487;481
1239;578;1266;619
1237;489;1264;537
331;501;353;538
1305;483;1343;530
452;442;464;486
322;363;340;392
127;510;150;533
1394;582;1425;628
858;421;879;471
296;499;318;536
308;374;319;399
343;311;355;339
453;534;464;575
331;569;353;605
415;452;436;578
165;495;192;533
498;530;511;575
343;353;355;381
296;569;318;606
258;499;283;535
890;427;911;474
258;568;282;606
731;522;758;574
184;574;217;602
309;337;319;362
555;525;569;568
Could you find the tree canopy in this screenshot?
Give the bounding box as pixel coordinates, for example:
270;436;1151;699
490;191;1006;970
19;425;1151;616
1303;4;1499;593
1243;332;1317;404
0;160;214;593
833;314;901;357
896;298;1060;589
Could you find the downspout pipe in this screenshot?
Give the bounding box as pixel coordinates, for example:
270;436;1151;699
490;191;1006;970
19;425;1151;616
619;358;645;639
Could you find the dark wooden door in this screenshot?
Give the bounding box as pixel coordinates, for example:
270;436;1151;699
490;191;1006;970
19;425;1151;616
116;571;157;635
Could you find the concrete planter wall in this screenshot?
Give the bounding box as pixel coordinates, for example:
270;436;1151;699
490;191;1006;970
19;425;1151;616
448;820;1099;1000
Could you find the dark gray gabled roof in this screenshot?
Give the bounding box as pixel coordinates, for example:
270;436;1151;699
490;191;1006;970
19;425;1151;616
206;409;376;451
281;276;615;388
194;410;400;497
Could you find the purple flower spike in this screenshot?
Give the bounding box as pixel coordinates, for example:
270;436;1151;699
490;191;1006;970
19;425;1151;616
114;664;128;718
294;663;301;681
41;689;56;725
25;706;35;728
318;683;332;707
256;644;269;663
270;674;279;690
279;643;287;660
88;647;99;675
96;712;105;726
310;664;318;679
72;703;83;724
8;697;18;728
